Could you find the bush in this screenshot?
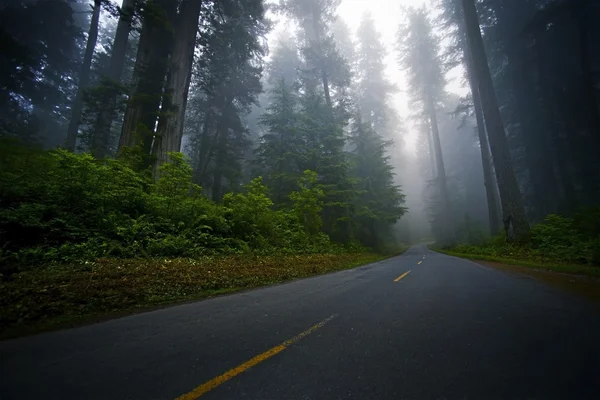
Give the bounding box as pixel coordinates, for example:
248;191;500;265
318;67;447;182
0;143;344;274
451;213;600;266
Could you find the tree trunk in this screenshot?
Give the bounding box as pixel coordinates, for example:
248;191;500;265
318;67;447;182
64;0;102;151
212;126;227;201
461;0;531;241
310;10;333;110
118;0;176;160
454;1;501;235
152;0;202;177
91;0;135;159
426;94;455;246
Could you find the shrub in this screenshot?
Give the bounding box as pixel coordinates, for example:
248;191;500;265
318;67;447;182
0;143;345;274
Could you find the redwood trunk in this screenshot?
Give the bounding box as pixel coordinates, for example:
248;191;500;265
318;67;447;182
91;0;135;158
65;0;101;151
454;0;501;235
118;0;176;160
426;94;455;246
461;0;531;241
153;0;202;177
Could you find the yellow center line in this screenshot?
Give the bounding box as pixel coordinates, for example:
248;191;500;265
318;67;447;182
418;260;422;265
174;314;337;400
393;270;411;282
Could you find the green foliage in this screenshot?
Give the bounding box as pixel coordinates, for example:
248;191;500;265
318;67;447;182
0;142;350;276
450;212;600;267
289;170;325;234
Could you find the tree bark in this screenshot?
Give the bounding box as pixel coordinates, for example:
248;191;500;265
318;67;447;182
426;94;455;246
454;0;501;235
64;0;102;151
118;0;176;160
461;0;531;241
152;0;202;177
90;0;135;159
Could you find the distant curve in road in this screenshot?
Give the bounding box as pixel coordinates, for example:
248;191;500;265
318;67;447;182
2;245;599;399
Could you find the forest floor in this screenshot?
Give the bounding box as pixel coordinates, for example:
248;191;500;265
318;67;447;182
0;250;406;340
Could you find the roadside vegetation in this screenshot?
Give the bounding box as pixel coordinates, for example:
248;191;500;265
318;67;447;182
0;141;405;337
437;211;600;276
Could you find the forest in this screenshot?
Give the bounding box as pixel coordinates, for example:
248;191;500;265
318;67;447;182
1;0;599;332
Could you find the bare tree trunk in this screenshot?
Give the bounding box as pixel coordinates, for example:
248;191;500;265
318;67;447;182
454;4;501;235
426;94;455;246
118;0;176;160
64;0;102;151
461;0;530;241
153;0;202;177
91;0;135;159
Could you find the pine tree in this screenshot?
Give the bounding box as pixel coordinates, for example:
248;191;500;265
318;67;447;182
349;113;406;248
255;79;301;204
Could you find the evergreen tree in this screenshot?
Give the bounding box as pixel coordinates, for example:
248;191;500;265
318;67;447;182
397;6;455;245
349;113;406;248
255;79;301;204
461;0;531;241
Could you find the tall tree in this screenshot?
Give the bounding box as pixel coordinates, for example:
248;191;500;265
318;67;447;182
255;79;301;204
64;0;102;151
152;0;203;177
461;0;531;241
90;0;135;158
280;0;349;112
355;12;396;134
397;7;455;245
349;113;406;248
118;0;177;159
0;0;81;145
440;0;501;235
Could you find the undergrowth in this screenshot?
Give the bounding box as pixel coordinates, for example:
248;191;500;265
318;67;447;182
442;211;600;273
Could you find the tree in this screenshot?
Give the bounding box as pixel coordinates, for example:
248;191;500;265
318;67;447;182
65;0;102;151
0;0;81;146
186;0;266;198
90;0;135;159
355;12;396;134
461;0;531;241
152;0;203;177
397;6;455;246
439;0;501;235
280;0;350;111
256;79;301;204
118;0;177;160
349;113;406;247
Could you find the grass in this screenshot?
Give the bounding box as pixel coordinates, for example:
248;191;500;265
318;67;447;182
433;247;600;277
0;250;405;339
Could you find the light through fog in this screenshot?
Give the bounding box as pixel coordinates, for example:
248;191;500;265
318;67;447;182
267;0;466;153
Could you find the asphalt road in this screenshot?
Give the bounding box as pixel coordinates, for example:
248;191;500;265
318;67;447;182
2;245;600;399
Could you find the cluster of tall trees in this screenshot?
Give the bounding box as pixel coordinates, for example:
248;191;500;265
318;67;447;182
0;0;406;249
2;0;597;248
398;0;599;245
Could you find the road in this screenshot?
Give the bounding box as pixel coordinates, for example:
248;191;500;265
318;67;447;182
2;245;600;399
